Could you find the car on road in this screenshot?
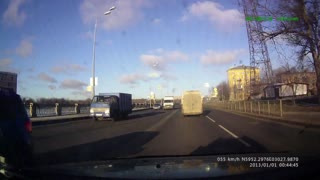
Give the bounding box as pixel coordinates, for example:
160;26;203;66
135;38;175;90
153;104;162;110
0;88;33;168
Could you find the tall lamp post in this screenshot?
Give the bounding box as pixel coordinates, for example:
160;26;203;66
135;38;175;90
92;6;116;98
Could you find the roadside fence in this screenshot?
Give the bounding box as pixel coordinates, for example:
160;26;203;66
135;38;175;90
209;100;284;117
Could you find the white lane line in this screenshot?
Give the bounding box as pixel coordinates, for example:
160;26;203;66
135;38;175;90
238;139;251;147
218;125;238;138
206;116;216;123
218;125;251;147
206;115;251;147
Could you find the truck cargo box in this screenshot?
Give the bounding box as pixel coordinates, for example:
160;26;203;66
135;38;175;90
182;91;203;116
99;93;132;114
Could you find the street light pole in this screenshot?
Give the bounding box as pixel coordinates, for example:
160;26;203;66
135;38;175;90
92;18;97;98
91;6;116;99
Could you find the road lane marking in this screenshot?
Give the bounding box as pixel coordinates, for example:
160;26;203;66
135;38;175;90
206;115;251;147
218;125;251;147
206;116;216;123
238;139;251;147
218;125;238;138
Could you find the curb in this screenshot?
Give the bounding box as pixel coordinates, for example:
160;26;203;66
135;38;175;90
212;108;320;128
32;108;152;126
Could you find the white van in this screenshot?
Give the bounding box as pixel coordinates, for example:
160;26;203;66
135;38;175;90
182;91;203;116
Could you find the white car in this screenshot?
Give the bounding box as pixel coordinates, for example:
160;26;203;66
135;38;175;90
153;104;161;110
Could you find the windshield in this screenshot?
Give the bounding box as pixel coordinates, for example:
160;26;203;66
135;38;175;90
2;0;320;176
92;96;116;103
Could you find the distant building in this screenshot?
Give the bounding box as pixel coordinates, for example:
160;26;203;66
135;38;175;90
263;82;308;99
227;65;260;101
0;71;17;93
276;72;317;95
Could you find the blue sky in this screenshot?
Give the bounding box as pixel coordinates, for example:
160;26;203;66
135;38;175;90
0;0;289;100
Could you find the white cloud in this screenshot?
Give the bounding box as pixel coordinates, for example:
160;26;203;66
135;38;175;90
51;64;87;74
152;18;162;24
140;55;166;71
200;49;246;65
140;49;189;71
148;48;164;54
160;72;177;81
180;14;188;22
119;73;147;84
48;85;56;90
181;1;244;31
68;64;87;71
60;79;87;89
134;49;187;84
148;72;161;78
37;73;57;83
2;0;27;26
120;49;186;85
71;90;91;98
16;38;33;57
119;71;177;84
80;0;150;30
0;58;12;67
164;51;189;61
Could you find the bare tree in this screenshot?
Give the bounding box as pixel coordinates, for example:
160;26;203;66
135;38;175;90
217;81;230;101
256;0;320;102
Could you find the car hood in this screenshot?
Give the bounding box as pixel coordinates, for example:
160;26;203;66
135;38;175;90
8;152;320;179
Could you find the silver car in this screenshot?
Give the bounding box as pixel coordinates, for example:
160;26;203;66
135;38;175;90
153;104;161;110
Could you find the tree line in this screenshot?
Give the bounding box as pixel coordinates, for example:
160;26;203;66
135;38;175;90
249;0;319;103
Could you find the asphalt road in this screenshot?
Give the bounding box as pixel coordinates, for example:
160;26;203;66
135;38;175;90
32;107;320;166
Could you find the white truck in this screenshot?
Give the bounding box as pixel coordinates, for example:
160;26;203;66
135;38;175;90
163;96;174;110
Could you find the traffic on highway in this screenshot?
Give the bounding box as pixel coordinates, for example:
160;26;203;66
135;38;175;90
1;0;320;179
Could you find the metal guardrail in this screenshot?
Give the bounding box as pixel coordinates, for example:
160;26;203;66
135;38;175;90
25;105;90;117
208;100;284;117
25;103;152;117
